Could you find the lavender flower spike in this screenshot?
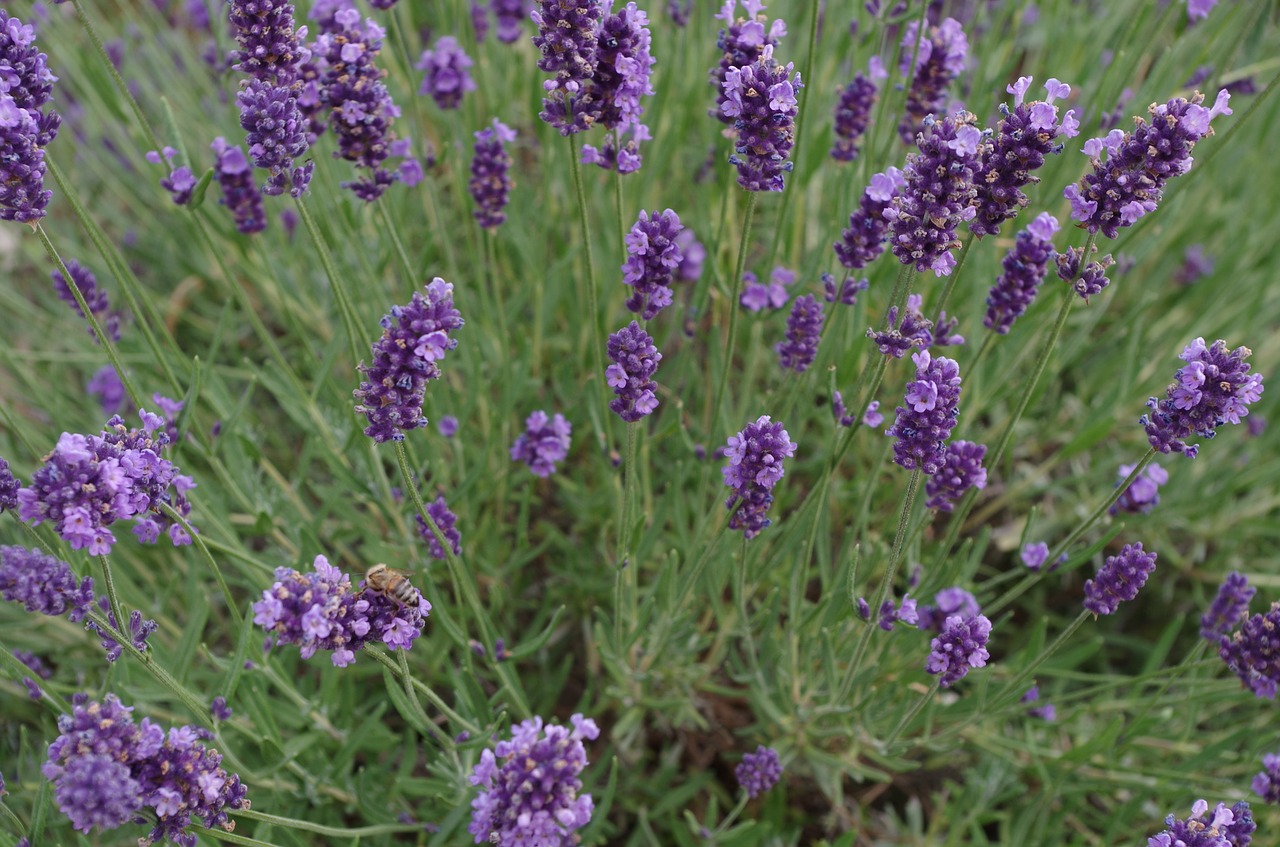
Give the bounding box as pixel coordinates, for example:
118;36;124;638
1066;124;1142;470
886;349;962;474
710;0;786;125
776;295;824;372
580;2;655;174
1147;800;1253;847
0;9;60;224
868;293;934;358
722;415;797;539
1141;338;1263;458
51;259;123;344
1055;245;1114;302
1083;542;1157;616
830;57;885;162
510;411;572;477
835;167;905;270
470;119;516;229
924;440;987;511
468;714;599;846
926;613;991;687
1253;753;1280;805
212;138;266;234
0;458;20;513
983;212;1058;334
353;278;464;443
917;586;980;632
532;0;603;134
1201;571;1254;641
722;44;803;192
621;208;684;319
735;746;782;798
1;545;95;621
416;36;476;110
1219;601;1280;699
607;322;662;422
237;79;312;197
227;0;305;84
884;112;987;276
416;495;462;560
897;17;968;145
1110;461;1169;514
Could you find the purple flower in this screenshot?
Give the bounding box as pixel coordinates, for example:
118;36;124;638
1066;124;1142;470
885;112;986;276
926;613;991;687
970;78;1078;237
1021;685;1056;720
210;697;232;721
417;36;476;110
1176;244;1214;285
1083;542;1157;616
984;212;1058;334
211;137;266;234
415;495;461;560
823;273;869;306
1141;338;1264;459
721;415;797;539
51;259;123;344
1021;542;1053;572
532;0;603;134
0;10;61;146
863;400;883;428
1110;462;1169;515
85;600;159;663
622;208;684;319
510;411;572;477
722;44;803;192
776;295;824;372
1202;572;1254;641
0;91;52;224
867;294;936;358
1064;90;1231;239
470;1;490;40
0;545;95;621
353;278;464;443
886;349;962;474
0;457;21;513
1055;245;1114;302
878;594;919;631
438;415;459;437
15;649;53;679
917;586;979;632
87;365;128;415
43;694;249;844
17;412;197;555
469;119;516;229
924;440;987;511
835;167;905;270
580;2;654;174
739;266;794;312
492;0;529;43
1220;601;1280;699
236;79;312;197
831;58;885;162
735;745;782;798
1188;0;1218;21
897;17;967;144
607;322;662;422
468;714;599;845
149;147;197;205
667;0;691;26
710;0;786;126
1147;800;1250;847
227;0;304;84
1253;753;1280;804
674;228;705;282
253;554;430;665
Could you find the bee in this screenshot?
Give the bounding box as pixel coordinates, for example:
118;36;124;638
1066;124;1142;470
364;564;422;608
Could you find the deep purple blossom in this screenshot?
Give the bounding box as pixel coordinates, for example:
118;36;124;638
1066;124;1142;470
1141;338;1263;458
510;411;572;477
438;416;459;437
492;0;529;43
0;458;21;513
211;137;266;234
877;594;919;631
831;58;885;162
1064;90;1231;239
148;147;197;205
776;295;824;372
469;118;516;229
897;17;967;145
353;278;464;443
210;697;232;722
51;260;123;345
0;545;94;621
675;228;705;282
984;212;1058;334
710;0;786;125
1055;245;1114;302
87;365;128;415
885;112;986;276
42;694;249;844
835;167;905;270
1083;542;1157;616
15;649;53;680
1147;800;1251;847
863;400;883;428
667;0;691;26
722;44;803;192
1201;571;1254;641
236;79;312;197
1110;461;1169;515
924;440;987;511
722;415;797;539
85;598;159;663
740;266;794;312
580;2;654;174
1022;685;1056;720
867;293;934;358
1220;601;1280;699
0;11;59;222
532;0;603;134
415;495;461;560
417;36;476;110
970;77;1078;237
227;0;304;84
607;322;662;422
823;273;868;305
468;714;599;845
1021;542;1051;572
886;349;962;474
1176;244;1214;285
831;391;855;427
917;586;980;632
621;208;683;319
1253;753;1280;805
735;745;782;798
253;554;430;666
926;613;991;687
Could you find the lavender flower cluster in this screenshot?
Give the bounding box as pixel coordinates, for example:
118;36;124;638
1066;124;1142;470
1083;542;1157;616
0;9;60;224
710;0;786;125
897;17;967;145
510;410;572;477
621;208;684;319
252;554;430;666
984;213;1059;334
722;44;803;192
885;350;962;474
735;745;782;798
580;2;655;174
830;58;885;162
1141;338;1263;458
926;613;991;688
51;260;123;345
416;495;462;560
469;118;516;229
721;415;797;539
835;167;905;271
607;321;662;422
416;36;476;110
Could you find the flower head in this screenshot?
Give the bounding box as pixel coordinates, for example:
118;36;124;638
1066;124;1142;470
1147;800;1252;847
886;350;962;473
607;322;662;422
417;36;476;110
580;2;654;173
212;137;266;234
735;745;782;798
353;278;464;443
415;495;461;560
823;273;869;306
1219;601;1280;699
1110;462;1169;514
227;0;304;84
917;586;980;632
1055;245;1114;302
469;118;516;229
0;458;21;513
510;411;572;477
897;17;967;144
1201;571;1254;641
1083;542;1157;616
532;0;604;134
926;613;991;687
51;260;123;344
621;208;684;319
831;61;882;162
867;293;935;358
0;545;95;621
722;44;803;191
469;714;599;845
835;167;905;270
236;79;312;197
776;295;824;372
924;440;987;511
739;266;794;312
710;0;786;125
492;0;529;44
1253;754;1280;805
722;415;797;539
984;213;1058;334
1141;338;1263;458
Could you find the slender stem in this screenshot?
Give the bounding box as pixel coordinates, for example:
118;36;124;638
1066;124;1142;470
711;794;752;838
84;609;213;723
971;329;997;372
229;808;423;838
376;200;417;282
159;503;242;627
930;233;976;321
395;647;427;726
612;133;628;257
883;680;940;749
709;191;758;431
361;644;480;734
95;554;130;649
1050;448;1156;561
70;0;166;154
615;424;640;645
994;610;1091;708
34;224;143;410
294;198;365;367
0;800;26;837
567;135;609;439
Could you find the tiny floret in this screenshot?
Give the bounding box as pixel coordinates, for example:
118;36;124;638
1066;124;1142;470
735;746;782;798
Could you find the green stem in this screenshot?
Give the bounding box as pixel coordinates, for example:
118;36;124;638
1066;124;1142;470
711;793;752;838
197;828;287;847
84;609;213;723
0;800;26;838
361;644;480;734
993;610;1091;709
159;503;242;627
709;191;758;431
70;0;167;153
567;135;609;437
930;233;976;321
294;198;366;367
376;200;416;282
96;554;130;649
612;132;628;257
229;808;423;839
34;224;143;410
883;680;940;750
615;424;640;645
